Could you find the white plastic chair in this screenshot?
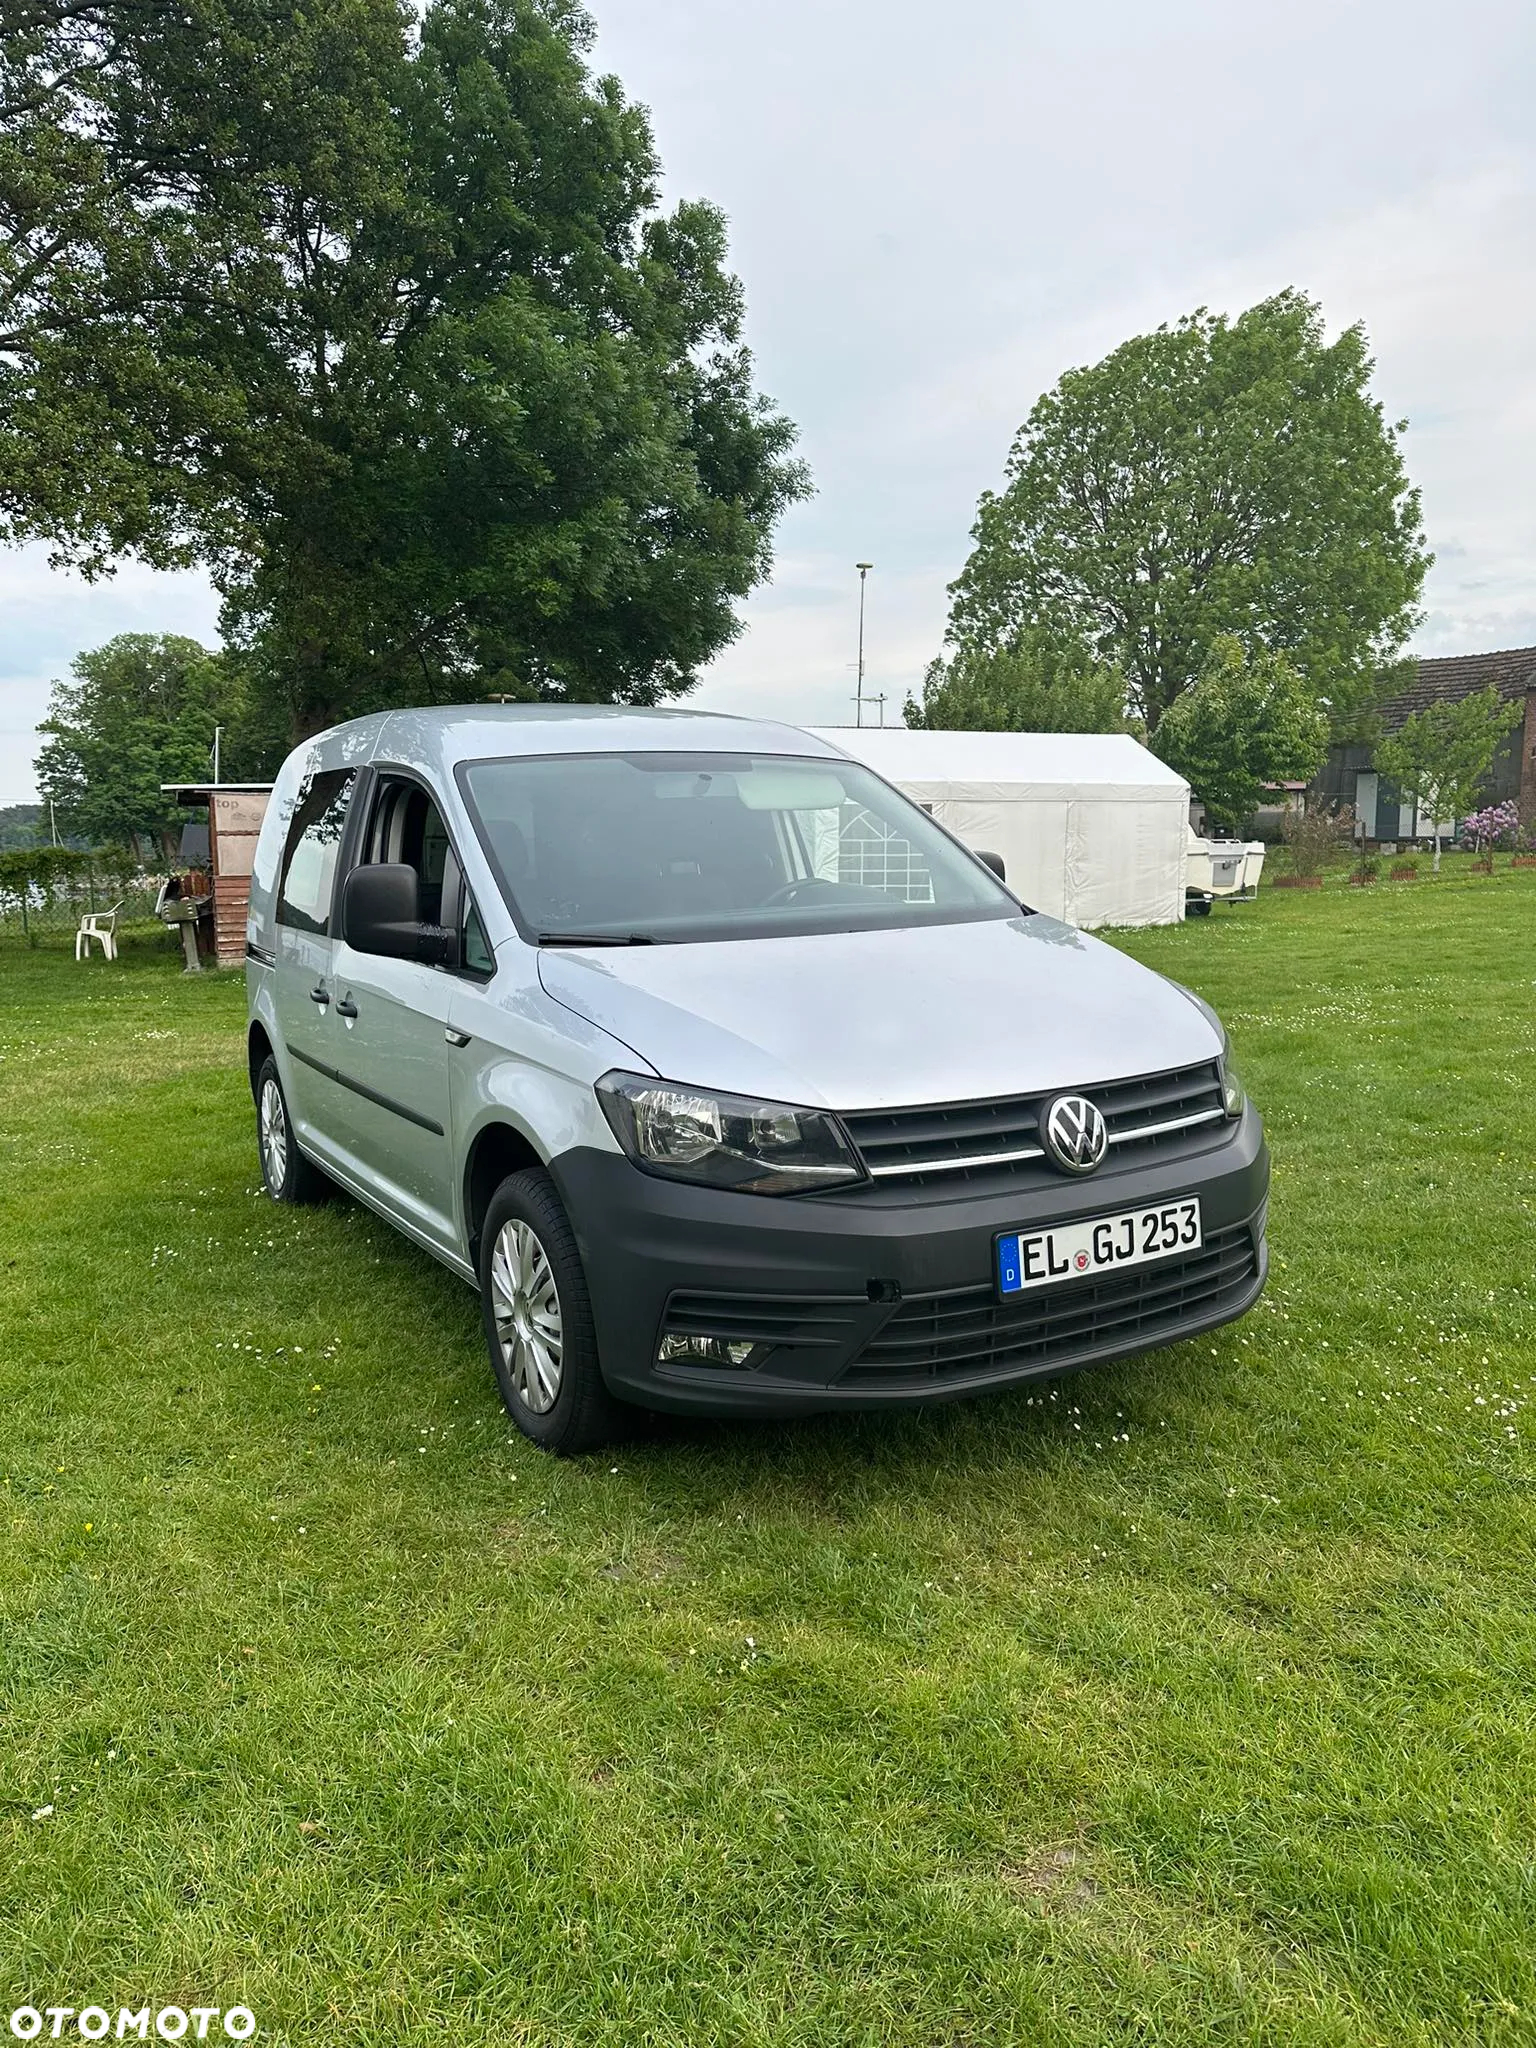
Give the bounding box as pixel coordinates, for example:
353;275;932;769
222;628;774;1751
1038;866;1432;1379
76;902;122;961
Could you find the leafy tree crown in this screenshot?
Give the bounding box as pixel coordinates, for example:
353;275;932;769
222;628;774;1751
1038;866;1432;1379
35;634;248;856
1;0;808;739
903;629;1129;733
1151;635;1329;831
944;290;1430;738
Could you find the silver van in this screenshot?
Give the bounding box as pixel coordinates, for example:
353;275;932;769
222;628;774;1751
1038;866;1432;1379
245;706;1268;1452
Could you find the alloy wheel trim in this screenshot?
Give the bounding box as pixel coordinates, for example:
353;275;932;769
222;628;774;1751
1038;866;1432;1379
260;1077;288;1192
490;1218;564;1414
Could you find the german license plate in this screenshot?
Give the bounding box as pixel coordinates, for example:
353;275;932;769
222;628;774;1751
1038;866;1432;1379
996;1199;1202;1297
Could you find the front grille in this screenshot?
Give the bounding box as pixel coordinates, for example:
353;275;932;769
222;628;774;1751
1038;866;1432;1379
837;1061;1226;1198
839;1224;1259;1387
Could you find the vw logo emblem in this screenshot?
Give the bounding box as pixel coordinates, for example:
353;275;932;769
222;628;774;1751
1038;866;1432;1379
1041;1093;1108;1175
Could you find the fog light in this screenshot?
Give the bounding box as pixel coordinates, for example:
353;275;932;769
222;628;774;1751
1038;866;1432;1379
657;1334;759;1368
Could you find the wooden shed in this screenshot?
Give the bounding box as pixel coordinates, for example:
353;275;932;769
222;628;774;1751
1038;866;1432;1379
162;783;273;967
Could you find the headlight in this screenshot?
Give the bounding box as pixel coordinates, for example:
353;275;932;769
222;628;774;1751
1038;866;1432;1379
596;1073;865;1195
1172;981;1244;1117
1221;1058;1245;1118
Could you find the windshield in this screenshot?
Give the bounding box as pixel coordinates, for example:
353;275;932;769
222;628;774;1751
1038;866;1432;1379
457;751;1018;944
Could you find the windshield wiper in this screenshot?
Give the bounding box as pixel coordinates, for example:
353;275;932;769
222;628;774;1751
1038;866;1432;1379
536;931;656;947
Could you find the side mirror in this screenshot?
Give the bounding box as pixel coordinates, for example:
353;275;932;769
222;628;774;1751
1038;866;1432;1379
976;849;1007;882
340;863;455;966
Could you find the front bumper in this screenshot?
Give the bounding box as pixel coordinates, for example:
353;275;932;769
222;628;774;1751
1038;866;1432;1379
551;1103;1270;1417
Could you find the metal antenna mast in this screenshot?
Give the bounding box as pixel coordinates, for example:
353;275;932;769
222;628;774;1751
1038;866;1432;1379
854;562;873;726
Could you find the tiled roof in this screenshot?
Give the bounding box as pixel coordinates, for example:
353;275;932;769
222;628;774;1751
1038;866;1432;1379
1382;646;1536;729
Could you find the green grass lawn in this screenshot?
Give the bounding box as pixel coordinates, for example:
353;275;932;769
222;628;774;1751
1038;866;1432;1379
3;868;1534;2047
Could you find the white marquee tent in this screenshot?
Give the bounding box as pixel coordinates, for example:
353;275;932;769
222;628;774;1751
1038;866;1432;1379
806;728;1191;928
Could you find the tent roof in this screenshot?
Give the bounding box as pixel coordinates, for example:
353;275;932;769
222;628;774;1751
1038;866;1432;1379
805;727;1187;801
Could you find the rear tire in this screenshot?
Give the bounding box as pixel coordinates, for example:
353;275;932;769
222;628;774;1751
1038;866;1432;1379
479;1168;625;1455
255;1056;326;1204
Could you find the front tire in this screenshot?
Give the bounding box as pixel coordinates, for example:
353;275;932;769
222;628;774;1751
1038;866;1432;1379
255;1056;326;1204
479;1169;625;1455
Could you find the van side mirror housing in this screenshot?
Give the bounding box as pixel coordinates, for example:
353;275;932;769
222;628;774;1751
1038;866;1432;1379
341;863;456;966
976;849;1007;882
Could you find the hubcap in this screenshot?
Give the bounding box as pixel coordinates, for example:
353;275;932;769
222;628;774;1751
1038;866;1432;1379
260;1077;288;1192
490;1219;564;1414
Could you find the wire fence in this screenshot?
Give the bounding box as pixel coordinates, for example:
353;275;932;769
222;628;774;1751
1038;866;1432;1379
0;852;172;948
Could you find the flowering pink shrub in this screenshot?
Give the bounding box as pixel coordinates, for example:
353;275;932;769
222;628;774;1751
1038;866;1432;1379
1459;800;1521;854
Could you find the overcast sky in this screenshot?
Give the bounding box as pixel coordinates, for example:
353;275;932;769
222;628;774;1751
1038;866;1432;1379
2;0;1532;801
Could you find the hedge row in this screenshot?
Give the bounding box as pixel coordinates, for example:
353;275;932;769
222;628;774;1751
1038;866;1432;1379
0;846;100;891
0;848;169;941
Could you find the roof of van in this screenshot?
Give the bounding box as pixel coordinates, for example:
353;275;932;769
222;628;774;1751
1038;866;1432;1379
307;703;846;772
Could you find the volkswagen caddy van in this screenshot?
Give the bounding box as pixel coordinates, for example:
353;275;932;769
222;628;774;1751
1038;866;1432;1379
245;707;1268;1451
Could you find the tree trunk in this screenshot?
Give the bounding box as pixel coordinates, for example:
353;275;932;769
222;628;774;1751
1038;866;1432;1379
292;700;341;742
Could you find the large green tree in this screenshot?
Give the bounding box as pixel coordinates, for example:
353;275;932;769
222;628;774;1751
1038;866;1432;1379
944;291;1430;736
1151;635;1329;832
0;803;47;850
903;628;1128;733
1;0;807;737
1374;687;1522;871
35;634;245;858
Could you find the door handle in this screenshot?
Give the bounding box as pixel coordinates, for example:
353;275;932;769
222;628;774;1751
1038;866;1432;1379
334;995;359;1020
309;983;330;1006
445;1027;471;1047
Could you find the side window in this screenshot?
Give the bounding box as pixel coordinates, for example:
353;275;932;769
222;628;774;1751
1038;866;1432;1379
361;776;452;923
462;896;495;976
277;770;356;933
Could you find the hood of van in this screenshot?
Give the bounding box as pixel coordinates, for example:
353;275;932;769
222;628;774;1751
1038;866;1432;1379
536;914;1221;1111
